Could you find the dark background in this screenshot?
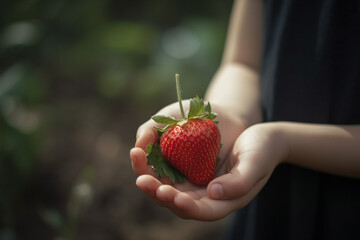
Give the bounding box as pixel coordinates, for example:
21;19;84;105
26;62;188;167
0;0;233;239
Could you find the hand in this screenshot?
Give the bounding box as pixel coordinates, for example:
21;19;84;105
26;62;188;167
206;123;287;215
131;103;284;220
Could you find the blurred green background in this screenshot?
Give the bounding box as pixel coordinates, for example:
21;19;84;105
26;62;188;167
0;0;233;239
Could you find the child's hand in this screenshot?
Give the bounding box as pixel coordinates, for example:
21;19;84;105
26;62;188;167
131;104;286;220
206;123;287;213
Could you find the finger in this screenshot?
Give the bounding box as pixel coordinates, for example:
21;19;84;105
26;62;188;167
172;193;236;221
207;155;270;201
136;174;162;199
156;185;201;216
207;171;249;200
138;178;235;221
146;183;209;219
156;184;186;210
155;182;206;206
136;175;180;208
130;147;157;177
131;147;178;186
135;121;158;150
156;184;179;202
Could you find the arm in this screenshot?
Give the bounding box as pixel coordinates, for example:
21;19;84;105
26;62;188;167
205;0;263;128
131;0;266;221
280;122;360;178
209;122;360;202
135;0;263;152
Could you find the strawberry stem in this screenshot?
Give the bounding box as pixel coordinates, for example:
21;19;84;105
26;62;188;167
175;73;186;119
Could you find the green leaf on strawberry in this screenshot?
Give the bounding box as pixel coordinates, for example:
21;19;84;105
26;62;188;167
188;96;204;118
151;115;180;132
152;115;180;125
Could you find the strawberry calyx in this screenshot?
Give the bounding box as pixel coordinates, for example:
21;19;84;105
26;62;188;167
145;74;220;184
152;96;218;132
152;74;218;132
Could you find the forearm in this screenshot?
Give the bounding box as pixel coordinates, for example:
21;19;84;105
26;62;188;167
205;63;263;128
276;122;360;178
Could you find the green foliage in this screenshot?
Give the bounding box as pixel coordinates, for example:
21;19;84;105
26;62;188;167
145;142;186;183
188;96;204;118
99;21;158;55
152;115;180;125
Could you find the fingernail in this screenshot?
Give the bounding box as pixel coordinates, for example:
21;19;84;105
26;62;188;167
210;183;223;199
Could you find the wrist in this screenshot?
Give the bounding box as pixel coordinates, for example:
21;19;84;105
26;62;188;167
270;122;291;165
243;122;289;166
259;122;290;165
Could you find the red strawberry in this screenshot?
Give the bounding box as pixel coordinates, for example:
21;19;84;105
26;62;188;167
145;74;221;185
160;118;221;185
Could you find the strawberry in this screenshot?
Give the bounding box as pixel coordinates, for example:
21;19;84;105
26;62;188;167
160;118;221;185
145;74;221;185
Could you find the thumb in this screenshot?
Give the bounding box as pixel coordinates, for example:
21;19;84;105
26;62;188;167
207;170;251;200
207;157;270;201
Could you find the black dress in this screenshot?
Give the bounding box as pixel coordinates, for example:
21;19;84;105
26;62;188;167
224;0;360;239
